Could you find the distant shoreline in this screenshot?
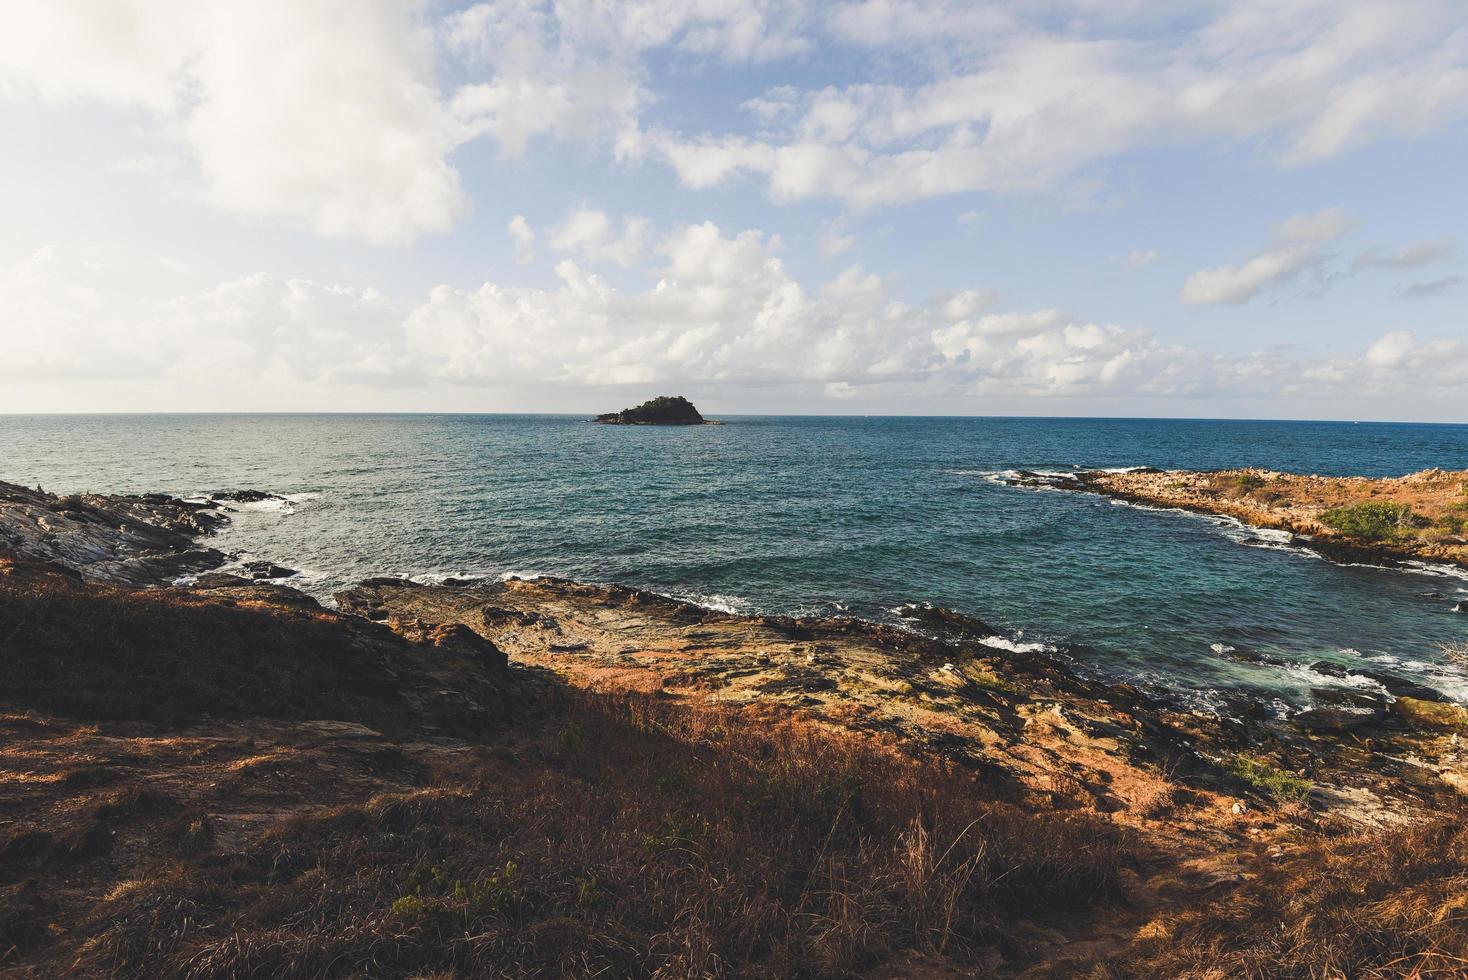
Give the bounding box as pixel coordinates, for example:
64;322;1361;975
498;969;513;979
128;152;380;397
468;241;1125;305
1000;466;1468;572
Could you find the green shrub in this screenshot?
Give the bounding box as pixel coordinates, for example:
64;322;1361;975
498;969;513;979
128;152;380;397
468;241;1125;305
1226;754;1311;804
1318;502;1419;542
1234;473;1266;492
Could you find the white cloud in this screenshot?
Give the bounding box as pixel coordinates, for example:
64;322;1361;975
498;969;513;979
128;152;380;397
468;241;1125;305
1182;207;1353;305
548;209;650;268
655;2;1468;207
1347;331;1468;392
1354;238;1457;269
1120;248;1160;268
508;215;536;264
7;1;1466;239
0;1;467;244
818;219;857;257
0;247;405;384
1276;207;1356;243
1181;244;1322;305
5;229;1466;412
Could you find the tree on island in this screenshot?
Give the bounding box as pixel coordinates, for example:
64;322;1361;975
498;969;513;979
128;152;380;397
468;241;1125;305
594;395;708;425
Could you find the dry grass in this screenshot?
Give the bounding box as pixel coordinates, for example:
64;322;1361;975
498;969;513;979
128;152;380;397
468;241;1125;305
1102;810;1468;978
1441;640;1468;671
45;691;1136;979
0;558;509;733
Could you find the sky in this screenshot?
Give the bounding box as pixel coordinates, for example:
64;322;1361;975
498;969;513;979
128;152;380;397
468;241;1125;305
0;1;1465;420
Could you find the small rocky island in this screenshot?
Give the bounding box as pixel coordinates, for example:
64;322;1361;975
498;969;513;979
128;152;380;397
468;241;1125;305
593;394;714;425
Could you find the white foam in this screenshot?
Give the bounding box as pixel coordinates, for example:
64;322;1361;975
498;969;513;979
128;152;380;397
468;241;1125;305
979;635;1057;655
664;591;753;615
1209;642;1236;654
410;570;496;586
1279;663;1386;692
230;497;296;514
497;569;546;582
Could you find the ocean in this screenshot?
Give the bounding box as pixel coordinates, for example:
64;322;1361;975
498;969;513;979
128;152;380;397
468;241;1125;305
4;413;1467;712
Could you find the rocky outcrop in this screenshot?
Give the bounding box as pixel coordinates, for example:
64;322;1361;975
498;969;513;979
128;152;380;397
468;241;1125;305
593;395;711;425
0;480;230;586
337;575;1468;823
1000;467;1468;570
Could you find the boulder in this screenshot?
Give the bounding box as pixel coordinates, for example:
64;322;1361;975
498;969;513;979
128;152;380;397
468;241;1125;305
1393;696;1468;733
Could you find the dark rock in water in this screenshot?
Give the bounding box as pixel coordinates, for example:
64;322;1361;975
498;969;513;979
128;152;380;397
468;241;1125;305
210;489;286;503
594;395;708;425
895;602;999;640
242;560;298;580
1423;592;1444;599
1307;660;1441;700
441;575;491;587
1455;601;1467;614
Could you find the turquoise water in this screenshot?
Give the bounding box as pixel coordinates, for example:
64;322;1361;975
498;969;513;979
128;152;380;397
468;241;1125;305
4;414;1467;711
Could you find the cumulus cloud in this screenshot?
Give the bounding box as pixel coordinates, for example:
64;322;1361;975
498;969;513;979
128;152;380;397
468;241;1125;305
548;210;651;268
0;247;406;384
1345;331;1468;392
0;1;468;244
4;227;1465;411
1181;208;1353;305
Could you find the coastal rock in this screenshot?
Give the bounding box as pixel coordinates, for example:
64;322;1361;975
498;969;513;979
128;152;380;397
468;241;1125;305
895;602;999;639
593;395;710;425
1291;689;1387;733
1394;696;1468;733
0;480;229;587
242;560;298;580
1028;466;1468;571
210;489;287;504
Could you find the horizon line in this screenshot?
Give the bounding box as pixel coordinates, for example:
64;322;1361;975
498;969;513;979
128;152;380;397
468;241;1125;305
2;411;1466;427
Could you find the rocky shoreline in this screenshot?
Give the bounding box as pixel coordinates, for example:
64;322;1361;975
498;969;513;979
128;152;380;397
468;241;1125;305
0;480;300;587
4;482;1468;975
4;478;1466;820
1000;466;1468;571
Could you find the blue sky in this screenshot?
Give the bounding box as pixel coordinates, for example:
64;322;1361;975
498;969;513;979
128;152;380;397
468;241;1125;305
0;0;1465;419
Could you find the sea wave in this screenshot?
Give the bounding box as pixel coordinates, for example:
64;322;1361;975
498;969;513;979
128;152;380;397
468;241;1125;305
978;635;1058;655
663;590;754;615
